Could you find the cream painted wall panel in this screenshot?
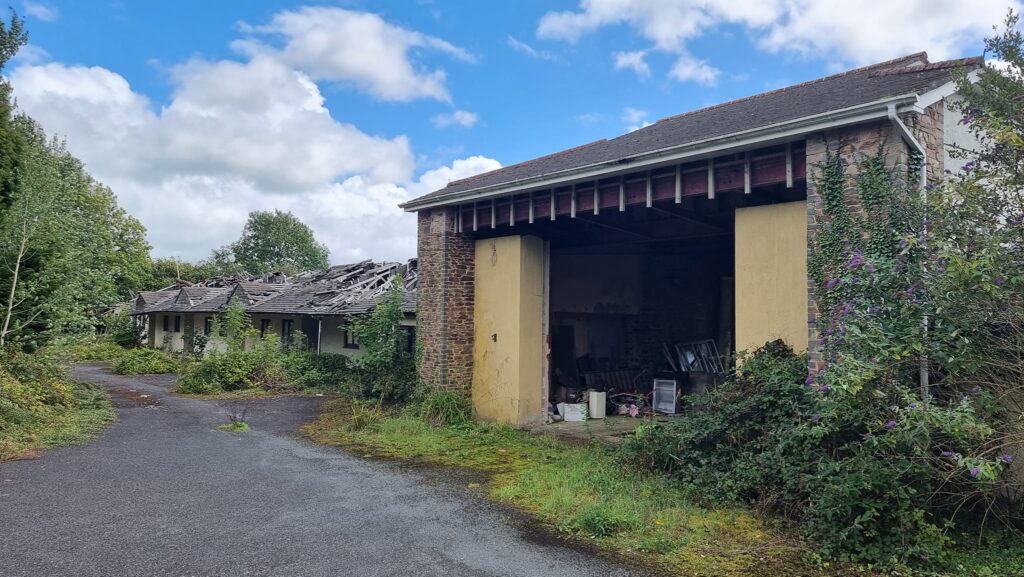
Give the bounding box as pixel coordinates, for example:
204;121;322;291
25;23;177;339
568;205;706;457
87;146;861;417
735;201;808;354
472;235;545;426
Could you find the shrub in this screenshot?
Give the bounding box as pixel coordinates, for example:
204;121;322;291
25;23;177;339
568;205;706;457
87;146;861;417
0;348;76;426
104;309;143;349
346;278;417;402
177;334;291;393
111;348;176;375
71;338;127;362
624;341;812;506
284;351;353;391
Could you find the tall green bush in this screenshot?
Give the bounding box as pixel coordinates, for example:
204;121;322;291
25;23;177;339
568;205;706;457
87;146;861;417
347;278;416;402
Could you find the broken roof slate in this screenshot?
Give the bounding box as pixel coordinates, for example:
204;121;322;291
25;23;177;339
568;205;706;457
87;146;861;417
404;53;981;208
134;260;417;318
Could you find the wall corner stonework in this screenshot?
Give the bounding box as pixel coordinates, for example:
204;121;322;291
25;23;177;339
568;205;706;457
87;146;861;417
416;206;475;390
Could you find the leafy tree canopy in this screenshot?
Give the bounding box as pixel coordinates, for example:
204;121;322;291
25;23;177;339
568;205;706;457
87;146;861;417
229;210;329;276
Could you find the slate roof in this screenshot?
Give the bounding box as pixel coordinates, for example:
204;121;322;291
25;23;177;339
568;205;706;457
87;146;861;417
403;52;981;209
132;260;417;318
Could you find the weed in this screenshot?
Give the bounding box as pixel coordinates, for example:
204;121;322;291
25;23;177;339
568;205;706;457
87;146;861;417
215;421;250;433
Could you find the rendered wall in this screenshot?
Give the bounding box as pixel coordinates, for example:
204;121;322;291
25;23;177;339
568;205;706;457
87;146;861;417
735;201;809;354
472;235;545;426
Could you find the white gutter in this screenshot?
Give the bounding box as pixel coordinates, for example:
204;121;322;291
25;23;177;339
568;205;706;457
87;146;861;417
887;103;931;398
403;94;922;211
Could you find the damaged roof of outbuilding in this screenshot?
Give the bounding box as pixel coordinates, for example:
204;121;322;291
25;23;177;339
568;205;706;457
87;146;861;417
132;259;417;318
401;52;982;210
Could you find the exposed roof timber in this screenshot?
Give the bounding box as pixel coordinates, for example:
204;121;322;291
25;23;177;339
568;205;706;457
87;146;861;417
403;94;920;211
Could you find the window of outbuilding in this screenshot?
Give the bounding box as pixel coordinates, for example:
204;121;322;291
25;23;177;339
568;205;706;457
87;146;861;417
282;319;294;342
343;329;359;349
204;317;213;334
402;325;416;354
260;319;272;337
173;316;181;333
162;315;169;332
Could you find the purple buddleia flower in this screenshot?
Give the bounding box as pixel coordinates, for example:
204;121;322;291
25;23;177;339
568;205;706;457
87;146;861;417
811;414;821;424
1002;454;1014;464
960;108;981;125
866;262;875;273
825;278;838;290
970;385;981;394
940;451;954;458
884;420;897;430
818;384;830;393
848;251;863;270
995;275;1005;286
898;238;907;249
970;466;980;478
909;402;918;409
805;372;816;385
962;160;978;172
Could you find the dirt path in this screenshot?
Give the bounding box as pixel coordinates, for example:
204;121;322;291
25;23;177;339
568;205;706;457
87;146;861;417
0;364;640;577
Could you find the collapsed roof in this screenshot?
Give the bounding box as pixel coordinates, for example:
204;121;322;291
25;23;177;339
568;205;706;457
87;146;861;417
132;259;417;318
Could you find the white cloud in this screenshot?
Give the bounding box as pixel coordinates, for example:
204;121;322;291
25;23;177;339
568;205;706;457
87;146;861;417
575;112;605;124
10;59;498;262
431;109;478;129
622;107;652;132
22;1;58;22
613;50;650;77
538;0;1019;82
669;55;719;85
987;59;1022;79
507;36;560;62
11;44;49;65
234;6;474;102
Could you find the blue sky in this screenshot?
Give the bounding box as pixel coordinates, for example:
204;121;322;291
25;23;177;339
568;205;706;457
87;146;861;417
7;0;1016;263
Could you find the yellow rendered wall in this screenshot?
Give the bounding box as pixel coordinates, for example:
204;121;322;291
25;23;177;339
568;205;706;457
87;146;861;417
735;201;808;354
472;235;545;426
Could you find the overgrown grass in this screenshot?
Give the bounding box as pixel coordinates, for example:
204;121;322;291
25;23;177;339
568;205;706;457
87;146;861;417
0;381;115;460
304;400;824;577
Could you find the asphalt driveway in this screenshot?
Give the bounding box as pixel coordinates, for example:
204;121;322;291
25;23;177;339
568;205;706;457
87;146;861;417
0;364;639;577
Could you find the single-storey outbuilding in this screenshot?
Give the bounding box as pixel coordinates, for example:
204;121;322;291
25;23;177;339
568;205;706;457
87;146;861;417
132;260;417;357
400;53;982;427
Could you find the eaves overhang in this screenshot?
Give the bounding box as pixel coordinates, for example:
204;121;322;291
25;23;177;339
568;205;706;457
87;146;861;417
401;93;922;212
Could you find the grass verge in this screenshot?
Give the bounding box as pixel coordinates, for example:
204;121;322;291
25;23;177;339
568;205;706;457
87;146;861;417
215;421;250;433
0;381;116;461
304;399;827;577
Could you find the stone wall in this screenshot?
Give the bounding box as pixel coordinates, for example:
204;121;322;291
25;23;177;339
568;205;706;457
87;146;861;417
804;103;947;371
417;206;475;389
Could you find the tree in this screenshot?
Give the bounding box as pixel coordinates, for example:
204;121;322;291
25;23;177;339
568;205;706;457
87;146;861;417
230;210;329;275
0;116;152;348
0;11;27;207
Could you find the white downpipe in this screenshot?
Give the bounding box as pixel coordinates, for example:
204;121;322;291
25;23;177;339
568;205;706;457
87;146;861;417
888;104;930;399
